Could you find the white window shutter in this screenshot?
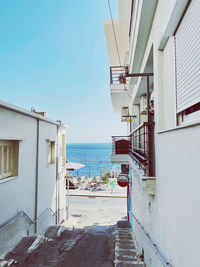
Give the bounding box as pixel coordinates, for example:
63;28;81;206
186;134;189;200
175;0;200;113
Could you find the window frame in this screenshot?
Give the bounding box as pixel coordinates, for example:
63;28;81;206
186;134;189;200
174;0;200;125
0;140;18;180
47;140;55;165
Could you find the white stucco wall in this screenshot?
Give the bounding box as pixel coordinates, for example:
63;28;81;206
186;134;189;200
0;105;66;255
155;124;200;267
130;1;200;265
108;0;200;266
0;108;37;224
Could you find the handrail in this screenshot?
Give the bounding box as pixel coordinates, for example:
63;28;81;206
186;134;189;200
0;211;34;231
111;135;130;138
130;122;148;136
29;208;56;226
19;211;34;224
128;211;170;267
112;122;154;176
27;208;56;235
0;209;56;237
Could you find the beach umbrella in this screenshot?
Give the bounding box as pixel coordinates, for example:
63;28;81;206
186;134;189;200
66;162;85;171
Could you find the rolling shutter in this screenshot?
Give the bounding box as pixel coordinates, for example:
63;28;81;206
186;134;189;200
175;0;200;113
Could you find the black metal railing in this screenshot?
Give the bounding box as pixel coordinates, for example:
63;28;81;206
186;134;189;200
129;122;149;175
112;122;154;176
110;66;128;85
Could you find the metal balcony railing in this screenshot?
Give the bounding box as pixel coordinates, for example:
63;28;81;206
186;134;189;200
129;122;149;175
110;66;128;85
112;122;154;176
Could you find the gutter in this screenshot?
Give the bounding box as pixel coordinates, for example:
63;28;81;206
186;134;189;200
0;101;59;126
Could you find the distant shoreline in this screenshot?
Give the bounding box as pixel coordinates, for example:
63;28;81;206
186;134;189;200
67;142;112;145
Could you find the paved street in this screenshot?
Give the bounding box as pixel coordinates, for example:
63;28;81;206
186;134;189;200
8;225;115;267
6;196;127;267
65;196;127;228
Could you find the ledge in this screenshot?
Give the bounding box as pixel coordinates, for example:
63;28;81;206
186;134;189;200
0;136;24;141
158;120;200;134
0;176;18;184
129;160;156;195
111;154;129;164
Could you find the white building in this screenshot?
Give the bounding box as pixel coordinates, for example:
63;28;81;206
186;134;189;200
0;100;67;256
104;0;200;266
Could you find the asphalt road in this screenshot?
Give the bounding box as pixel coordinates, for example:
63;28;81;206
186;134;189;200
67;196;127;228
69;195;127;208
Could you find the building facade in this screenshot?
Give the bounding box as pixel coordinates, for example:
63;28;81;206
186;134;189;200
0;100;66;256
104;0;200;266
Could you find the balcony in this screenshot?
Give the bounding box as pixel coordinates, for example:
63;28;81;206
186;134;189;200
109;66;130;113
110;66;128;85
112;122;155;177
111;136;130;164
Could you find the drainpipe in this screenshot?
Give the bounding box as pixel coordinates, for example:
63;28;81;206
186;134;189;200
56;124;59;224
34;118;40;233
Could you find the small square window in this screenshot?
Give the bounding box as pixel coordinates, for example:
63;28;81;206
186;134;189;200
47;141;55;164
0;140;19;180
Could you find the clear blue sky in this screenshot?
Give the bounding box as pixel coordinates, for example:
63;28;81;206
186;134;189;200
0;0;126;143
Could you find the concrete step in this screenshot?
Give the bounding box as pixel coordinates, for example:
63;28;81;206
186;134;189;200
117;239;135;245
115;220;145;267
44;225;61;238
6;236;36;258
4;236;37;266
117;220;131;229
118;243;136;250
117;229;133;234
117;233;133;239
117;249;137;257
116;253;138;262
116;262;145;267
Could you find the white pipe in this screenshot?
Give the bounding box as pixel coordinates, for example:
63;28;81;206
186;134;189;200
67;179;69;220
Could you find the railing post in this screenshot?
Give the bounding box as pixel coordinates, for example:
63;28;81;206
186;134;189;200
110;67;113;84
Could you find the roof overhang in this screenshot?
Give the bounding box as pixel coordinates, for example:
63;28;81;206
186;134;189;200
129;0;158;78
110;84;130;113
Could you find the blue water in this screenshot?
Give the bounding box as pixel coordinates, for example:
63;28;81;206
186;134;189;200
66;143;118;177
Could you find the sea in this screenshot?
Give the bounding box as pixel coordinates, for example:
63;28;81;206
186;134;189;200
66;143;120;177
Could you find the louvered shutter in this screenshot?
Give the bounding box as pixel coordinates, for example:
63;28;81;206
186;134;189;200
175;0;200;113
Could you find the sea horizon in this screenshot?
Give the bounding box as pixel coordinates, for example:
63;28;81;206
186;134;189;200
66;143;119;177
67;142;112;145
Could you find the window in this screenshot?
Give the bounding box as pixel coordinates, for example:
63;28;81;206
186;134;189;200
47;141;55;164
175;0;200;125
0;140;19;180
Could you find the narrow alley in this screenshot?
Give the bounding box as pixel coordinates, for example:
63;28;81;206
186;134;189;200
4;197;121;267
6;224;115;267
3;196;144;267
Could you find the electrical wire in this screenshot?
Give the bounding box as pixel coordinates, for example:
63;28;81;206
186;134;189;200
107;0;122;67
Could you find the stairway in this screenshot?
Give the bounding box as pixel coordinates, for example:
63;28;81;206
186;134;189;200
0;225;63;267
115;220;145;267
